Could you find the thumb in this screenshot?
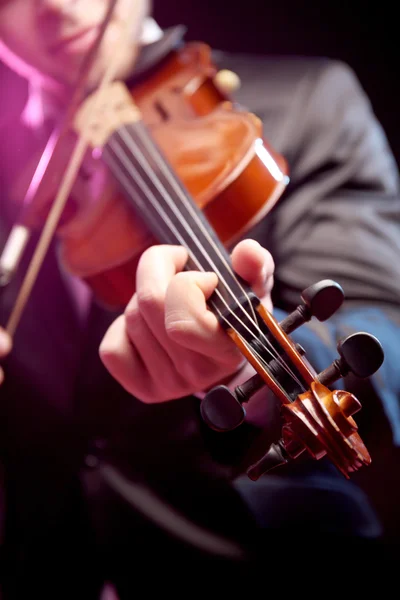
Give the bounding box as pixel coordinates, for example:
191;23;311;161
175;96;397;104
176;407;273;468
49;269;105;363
231;239;274;300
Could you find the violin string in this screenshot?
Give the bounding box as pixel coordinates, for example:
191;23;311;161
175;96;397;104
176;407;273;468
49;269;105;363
103;142;256;339
105;134;304;391
122;123;300;382
113;126;304;388
131;125;259;327
105;136;304;393
114;130;257;325
104;140;291;382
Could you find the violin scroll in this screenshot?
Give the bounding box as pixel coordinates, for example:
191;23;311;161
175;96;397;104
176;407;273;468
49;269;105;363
246;379;375;481
200;280;384;480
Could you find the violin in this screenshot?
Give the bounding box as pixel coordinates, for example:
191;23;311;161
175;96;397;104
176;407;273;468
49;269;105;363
0;13;384;481
44;41;289;309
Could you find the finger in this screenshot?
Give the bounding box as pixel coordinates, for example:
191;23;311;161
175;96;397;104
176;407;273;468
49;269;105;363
133;245;228;370
231;239;274;299
135;244;188;300
130;244;188;349
99;310;226;402
130;245;243;392
165;270;245;367
122;295;190;394
134;267;243;381
99;315;153;401
128;279;246;396
129;245;202;372
127;291;243;395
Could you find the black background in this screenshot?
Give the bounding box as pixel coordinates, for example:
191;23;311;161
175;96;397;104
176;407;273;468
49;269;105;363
153;1;399;165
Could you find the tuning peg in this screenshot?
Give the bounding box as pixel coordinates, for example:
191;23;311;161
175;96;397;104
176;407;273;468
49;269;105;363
200;371;266;432
200;385;246;432
279;280;344;334
246;440;290;480
317;332;384;386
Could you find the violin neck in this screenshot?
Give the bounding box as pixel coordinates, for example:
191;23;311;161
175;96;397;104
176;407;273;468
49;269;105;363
102;120;259;330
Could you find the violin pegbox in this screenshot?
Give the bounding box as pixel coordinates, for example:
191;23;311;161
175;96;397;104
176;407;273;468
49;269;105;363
200;280;384;479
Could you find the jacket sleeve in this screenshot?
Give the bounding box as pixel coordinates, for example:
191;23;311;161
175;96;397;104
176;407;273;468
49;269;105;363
256;59;400;313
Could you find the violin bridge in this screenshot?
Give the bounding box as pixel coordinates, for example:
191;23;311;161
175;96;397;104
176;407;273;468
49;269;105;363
74;82;141;149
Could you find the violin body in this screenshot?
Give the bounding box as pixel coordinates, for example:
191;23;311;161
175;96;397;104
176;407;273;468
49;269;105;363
57;42;289;307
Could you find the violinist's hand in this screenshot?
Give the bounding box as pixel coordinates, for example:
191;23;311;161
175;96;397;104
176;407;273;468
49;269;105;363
99;239;274;403
0;327;12;386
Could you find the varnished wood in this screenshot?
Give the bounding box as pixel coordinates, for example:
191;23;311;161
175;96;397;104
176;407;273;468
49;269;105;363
227;328;289;404
257;303;315;388
281;382;371;478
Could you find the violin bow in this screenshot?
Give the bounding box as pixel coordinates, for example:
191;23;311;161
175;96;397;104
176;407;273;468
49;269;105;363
2;0;144;337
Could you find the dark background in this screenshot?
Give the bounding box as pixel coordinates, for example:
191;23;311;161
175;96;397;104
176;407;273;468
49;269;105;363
153;1;399;165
